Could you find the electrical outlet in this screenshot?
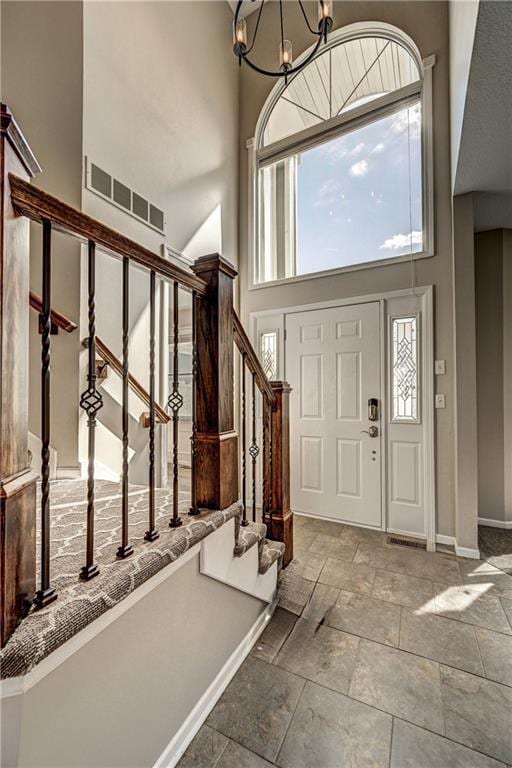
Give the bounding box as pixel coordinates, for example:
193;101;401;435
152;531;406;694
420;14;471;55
435;394;446;409
435;360;446;375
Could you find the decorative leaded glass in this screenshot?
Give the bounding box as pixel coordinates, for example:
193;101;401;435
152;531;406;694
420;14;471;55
392;316;419;422
260;331;278;381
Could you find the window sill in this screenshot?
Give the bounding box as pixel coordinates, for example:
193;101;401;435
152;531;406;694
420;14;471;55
249;249;434;291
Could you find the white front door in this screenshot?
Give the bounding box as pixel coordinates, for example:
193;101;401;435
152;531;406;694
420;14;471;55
286;302;382;527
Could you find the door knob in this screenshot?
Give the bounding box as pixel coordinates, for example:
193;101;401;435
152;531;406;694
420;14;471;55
360;426;379;438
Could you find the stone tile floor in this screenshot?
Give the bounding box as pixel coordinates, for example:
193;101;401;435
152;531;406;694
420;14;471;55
178;515;512;768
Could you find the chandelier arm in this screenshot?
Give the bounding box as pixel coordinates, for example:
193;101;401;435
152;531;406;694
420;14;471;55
239;32;324;78
244;0;265;55
298;0;319;36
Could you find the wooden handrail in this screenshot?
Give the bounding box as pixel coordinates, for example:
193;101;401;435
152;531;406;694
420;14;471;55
29;291;78;333
9;174;208;296
81;336;170;424
233;309;275;406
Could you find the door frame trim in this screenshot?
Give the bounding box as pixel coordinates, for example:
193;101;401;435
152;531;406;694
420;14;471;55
249;284;435;550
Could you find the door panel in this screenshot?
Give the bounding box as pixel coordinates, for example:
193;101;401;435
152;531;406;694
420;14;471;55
287;302;381;527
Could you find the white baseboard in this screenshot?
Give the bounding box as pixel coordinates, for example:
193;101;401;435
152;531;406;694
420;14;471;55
153;600;277;768
455;544;481;559
436;534;456;547
56;466;81;480
478;517;512;530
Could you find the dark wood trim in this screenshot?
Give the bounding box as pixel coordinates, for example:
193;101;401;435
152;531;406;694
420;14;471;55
1;106;39;646
1;104;41;178
29;291;78;333
263;381;293;567
192;254;239;509
233;310;275;405
82;336;170;424
8;174;208;296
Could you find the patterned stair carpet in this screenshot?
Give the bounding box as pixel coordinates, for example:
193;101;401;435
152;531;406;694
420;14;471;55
478;524;512;574
1;478;242;678
35;478;192;593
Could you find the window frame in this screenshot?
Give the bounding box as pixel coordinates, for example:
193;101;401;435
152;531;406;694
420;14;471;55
247;22;435;290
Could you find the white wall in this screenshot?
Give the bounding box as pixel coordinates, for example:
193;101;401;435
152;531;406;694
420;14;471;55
80;1;240;483
449;0;479;188
1;0;84;470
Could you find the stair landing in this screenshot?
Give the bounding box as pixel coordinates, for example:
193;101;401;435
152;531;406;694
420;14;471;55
1;479;241;679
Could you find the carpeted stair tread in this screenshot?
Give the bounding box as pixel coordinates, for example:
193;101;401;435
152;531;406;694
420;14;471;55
259;538;285;574
234;520;267;557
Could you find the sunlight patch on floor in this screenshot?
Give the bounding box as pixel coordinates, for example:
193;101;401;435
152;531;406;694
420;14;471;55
415;582;494;616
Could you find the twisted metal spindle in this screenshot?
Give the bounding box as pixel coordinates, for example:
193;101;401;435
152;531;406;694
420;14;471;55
79;240;103;579
169;281;183;528
189;290;199;515
117;257;133;558
145;270;159;542
249;373;260;522
34;218;57;608
241;353;248;526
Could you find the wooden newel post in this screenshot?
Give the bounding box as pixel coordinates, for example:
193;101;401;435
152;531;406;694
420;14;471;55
264;381;293;567
1;104;41;646
191;254;239;510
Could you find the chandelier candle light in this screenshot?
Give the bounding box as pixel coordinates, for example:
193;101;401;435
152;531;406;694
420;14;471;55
233;0;333;80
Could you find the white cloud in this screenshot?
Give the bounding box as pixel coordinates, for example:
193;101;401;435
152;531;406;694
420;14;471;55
371;143;385;154
313;178;342;207
349;142;365;157
322;138;347;164
349;160;369;177
379;230;423;250
391;105;421;136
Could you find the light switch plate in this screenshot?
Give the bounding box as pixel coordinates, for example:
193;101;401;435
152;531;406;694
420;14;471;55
435;394;446;409
435;360;446;375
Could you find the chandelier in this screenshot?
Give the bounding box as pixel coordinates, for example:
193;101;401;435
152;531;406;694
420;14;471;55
233;0;333;80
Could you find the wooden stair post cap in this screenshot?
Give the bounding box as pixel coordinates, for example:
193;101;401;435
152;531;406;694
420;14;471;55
191;253;238;279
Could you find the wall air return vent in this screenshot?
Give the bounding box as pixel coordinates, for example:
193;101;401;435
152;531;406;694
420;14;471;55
85;157;166;235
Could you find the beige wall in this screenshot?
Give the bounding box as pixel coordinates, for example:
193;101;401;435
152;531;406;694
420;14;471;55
2;554;264;768
1;0;84;469
475;228;512;525
504;230;512;523
475;230;504;521
238;1;456;537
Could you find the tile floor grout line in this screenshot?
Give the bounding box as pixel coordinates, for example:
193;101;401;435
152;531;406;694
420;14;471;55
212;734;230;768
275;603;512;690
285;554;512;637
245;652;506;765
273;674;308;767
388;716;395;768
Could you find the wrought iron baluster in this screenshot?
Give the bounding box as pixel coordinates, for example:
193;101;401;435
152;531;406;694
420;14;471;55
269;408;273;523
189;290;199;515
145;270;159;542
249;373;260;522
117;257;133;558
241;353;248;526
34;219;57;608
169;281;183;528
79;241;102;579
262;399;267;517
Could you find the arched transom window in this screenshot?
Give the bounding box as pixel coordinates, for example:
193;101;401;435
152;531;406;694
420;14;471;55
251;25;434;285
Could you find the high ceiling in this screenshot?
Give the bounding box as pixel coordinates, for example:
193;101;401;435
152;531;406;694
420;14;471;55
455;2;512;200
